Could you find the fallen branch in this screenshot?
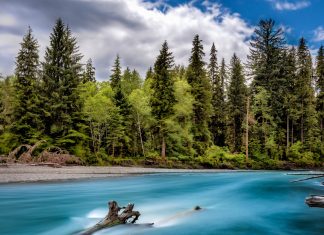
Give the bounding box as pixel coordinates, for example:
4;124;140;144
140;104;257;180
290;174;324;183
79;201;141;235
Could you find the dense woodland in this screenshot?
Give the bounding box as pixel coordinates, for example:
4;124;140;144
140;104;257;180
0;18;323;168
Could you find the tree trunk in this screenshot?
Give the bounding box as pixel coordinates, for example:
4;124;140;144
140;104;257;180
80;201;141;235
137;111;145;157
245;97;249;161
161;135;166;158
301;102;304;143
286;116;289;150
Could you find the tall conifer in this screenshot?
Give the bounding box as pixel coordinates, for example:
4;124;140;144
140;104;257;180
150;41;175;157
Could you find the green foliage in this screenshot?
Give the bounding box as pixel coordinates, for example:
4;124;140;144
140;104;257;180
41;18;83;139
227;54;247;152
150;41;176;157
208;43;226;146
187;35;212;155
82;58;96;83
12;27;43;143
0;17;323;169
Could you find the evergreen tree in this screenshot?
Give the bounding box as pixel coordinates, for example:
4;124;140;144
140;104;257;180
219;58;228;100
282;47;299;151
316;45;324;142
248;19;285;89
208;43;226;146
110;55;122;90
42;18;83;140
150;41;175;157
121;68;142;96
186;34;212;155
109;55;132;156
227;54;247;152
12;27;42;143
82;58;96;83
296;38;318;148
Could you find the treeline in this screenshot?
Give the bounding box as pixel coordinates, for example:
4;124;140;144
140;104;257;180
0;18;323;168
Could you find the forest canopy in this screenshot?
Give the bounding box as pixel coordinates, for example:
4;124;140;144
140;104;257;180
0;18;323;169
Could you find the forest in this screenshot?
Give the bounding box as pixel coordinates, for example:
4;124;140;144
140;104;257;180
0;18;323;169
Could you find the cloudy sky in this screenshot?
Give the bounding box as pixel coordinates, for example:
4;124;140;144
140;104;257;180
0;0;323;80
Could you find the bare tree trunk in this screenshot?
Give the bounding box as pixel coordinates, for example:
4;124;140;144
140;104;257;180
137;111;145;157
286;116;289;150
291;121;294;144
80;201;141;235
321;118;323;142
245;97;249;161
161;135;166;158
301;102;304;143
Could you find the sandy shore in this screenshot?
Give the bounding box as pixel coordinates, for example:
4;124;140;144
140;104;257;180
0;164;238;184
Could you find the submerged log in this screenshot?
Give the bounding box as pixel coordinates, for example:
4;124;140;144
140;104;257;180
305;195;324;208
80;201;141;235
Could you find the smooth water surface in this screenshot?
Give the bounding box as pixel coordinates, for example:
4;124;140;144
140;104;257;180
0;172;323;235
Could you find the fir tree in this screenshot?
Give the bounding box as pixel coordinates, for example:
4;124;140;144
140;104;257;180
150;41;175;157
82;58;96;83
186;34;212;155
208;43;226;146
316;45;324;142
227;54;247;152
248;19;285;89
110;55;122;90
296;38;318;148
13;27;42;142
42;18;83;139
109;55;132;156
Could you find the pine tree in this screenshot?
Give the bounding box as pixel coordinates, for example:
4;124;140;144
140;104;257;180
110;55;122;90
109;55;132;156
227;54;247;152
121;68;142;96
219;58;228;100
296;38;318;148
248;19;285;89
82;58;95;83
13;27;42;143
208;43;226;146
42;18;83;140
316;45;324;142
186;35;212;155
150;41;175;157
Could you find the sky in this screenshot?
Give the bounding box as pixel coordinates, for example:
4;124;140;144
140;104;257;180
0;0;323;80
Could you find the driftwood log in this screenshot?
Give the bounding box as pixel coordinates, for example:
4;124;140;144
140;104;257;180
305;195;324;208
289;173;324;209
80;201;141;235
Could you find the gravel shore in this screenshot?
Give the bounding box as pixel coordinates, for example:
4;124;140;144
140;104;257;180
0;164;237;184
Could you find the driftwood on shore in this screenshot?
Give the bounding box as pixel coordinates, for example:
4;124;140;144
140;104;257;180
79;201;141;235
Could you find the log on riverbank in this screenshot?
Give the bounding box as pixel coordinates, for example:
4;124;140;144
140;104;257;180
305;195;324;208
79;201;141;235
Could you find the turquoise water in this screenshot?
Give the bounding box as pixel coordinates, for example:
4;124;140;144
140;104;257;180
0;172;323;235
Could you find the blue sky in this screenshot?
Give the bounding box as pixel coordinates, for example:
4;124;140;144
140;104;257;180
0;0;323;80
165;0;324;47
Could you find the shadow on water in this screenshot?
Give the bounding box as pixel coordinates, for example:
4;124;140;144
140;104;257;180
0;172;323;235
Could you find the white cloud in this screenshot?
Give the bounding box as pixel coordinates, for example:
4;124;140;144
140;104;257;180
268;0;310;11
0;0;254;80
313;26;324;42
0;14;17;27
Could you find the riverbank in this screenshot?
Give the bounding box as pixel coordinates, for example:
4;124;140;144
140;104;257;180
0;164;242;184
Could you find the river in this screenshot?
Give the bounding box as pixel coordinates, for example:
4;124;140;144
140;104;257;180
0;172;323;235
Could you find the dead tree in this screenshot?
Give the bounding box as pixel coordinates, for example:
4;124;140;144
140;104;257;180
80;201;141;235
